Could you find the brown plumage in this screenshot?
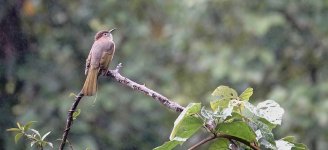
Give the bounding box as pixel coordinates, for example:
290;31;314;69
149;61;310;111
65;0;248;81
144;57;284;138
82;29;116;96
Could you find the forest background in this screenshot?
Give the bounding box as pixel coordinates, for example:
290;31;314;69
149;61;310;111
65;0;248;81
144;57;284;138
1;0;327;149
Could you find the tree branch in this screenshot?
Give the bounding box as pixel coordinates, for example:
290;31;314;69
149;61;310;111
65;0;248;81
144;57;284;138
106;63;185;113
188;135;217;150
218;134;260;150
59;92;84;150
187;133;260;150
59;63;185;150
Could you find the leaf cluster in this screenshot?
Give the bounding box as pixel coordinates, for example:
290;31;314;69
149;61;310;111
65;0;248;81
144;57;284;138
154;85;308;150
7;121;53;149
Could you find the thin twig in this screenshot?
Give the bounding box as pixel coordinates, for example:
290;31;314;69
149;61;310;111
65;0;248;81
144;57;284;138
188;133;260;150
218;134;260;150
59;92;84;150
107;63;185;112
188;135;217;150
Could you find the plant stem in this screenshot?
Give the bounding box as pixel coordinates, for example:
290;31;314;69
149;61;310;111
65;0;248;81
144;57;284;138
218;134;260;150
188;135;217;150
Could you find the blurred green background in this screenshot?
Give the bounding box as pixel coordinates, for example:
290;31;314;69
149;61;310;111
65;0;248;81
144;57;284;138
1;0;328;149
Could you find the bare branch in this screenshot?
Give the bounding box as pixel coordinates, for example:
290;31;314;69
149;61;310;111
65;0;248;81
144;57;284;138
59;92;84;150
106;64;185;112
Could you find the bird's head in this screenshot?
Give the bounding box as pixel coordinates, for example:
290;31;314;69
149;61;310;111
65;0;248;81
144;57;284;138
94;28;116;41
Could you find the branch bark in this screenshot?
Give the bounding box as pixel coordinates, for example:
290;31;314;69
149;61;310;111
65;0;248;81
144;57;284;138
218;134;260;150
106;63;185;113
188;135;217;150
59;92;83;150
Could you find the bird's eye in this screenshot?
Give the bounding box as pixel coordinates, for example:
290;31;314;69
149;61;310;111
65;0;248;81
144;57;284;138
104;33;107;36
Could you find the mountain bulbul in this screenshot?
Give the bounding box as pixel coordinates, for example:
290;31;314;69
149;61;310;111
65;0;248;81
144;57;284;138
82;29;116;96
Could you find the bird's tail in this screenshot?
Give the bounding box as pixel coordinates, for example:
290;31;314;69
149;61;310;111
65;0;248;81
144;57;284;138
82;68;98;96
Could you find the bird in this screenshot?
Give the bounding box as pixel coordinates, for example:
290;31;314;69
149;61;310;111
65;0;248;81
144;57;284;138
82;29;116;96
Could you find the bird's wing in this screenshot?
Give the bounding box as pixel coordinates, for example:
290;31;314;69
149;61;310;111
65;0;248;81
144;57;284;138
99;42;115;70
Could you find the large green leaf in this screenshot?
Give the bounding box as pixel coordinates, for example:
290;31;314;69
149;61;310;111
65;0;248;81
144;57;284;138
238;99;285;149
211;86;238;110
243;101;280;128
239;87;253;101
276;137;309;150
169;103;203;140
155;103;203;150
153;140;182;150
216;121;256;143
209;138;229;150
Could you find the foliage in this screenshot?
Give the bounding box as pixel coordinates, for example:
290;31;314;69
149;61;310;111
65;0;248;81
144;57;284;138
154;86;308;150
1;0;328;149
7;121;53;149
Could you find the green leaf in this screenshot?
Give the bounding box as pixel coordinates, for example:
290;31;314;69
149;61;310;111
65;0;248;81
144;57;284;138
216;121;256;143
224;112;244;122
30;129;41;138
220;107;233;120
239;87;253;101
242;101;278;149
17;122;22;130
276;137;308;150
249;120;276;149
30;141;36;147
211;86;238;110
242;101;279;128
69;92;77;97
292;143;308;150
47;142;54;148
281;136;296;143
210;100;229;112
15;133;23;144
153;140;182;150
258;117;276;130
42;131;51;140
6;128;21;132
209;138;230;150
169;103;203;141
276;139;294;150
24;121;37;131
73;109;81;120
257;100;284;125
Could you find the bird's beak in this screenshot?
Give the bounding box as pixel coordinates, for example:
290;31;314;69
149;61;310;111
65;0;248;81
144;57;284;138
108;28;116;33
